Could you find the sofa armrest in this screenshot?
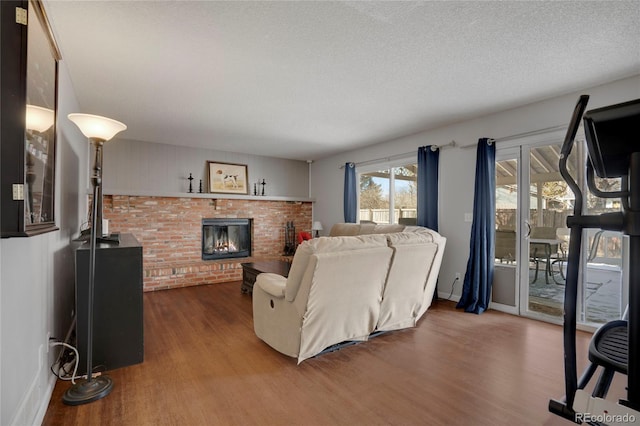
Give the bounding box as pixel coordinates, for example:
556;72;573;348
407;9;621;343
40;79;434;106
255;273;287;298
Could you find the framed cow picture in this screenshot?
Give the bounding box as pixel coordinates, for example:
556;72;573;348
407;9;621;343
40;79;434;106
207;161;249;195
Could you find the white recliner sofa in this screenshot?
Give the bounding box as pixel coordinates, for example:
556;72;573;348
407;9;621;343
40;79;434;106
252;224;446;363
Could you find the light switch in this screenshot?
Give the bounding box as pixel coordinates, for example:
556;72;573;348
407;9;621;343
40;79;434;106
12;184;24;200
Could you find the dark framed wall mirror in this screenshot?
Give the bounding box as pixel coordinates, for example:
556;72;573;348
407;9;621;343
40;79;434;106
1;0;60;237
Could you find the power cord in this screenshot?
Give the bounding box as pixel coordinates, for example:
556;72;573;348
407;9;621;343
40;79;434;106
445;275;461;301
49;341;79;384
49;340;107;383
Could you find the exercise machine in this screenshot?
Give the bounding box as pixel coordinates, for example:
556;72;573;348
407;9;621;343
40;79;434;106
548;95;640;424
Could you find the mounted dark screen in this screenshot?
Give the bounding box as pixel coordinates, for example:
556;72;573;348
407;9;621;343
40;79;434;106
583;98;640;178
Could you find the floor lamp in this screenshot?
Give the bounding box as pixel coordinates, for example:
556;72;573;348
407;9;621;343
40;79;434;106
63;113;126;405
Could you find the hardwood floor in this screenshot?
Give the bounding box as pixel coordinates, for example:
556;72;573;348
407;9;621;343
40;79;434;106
43;281;616;426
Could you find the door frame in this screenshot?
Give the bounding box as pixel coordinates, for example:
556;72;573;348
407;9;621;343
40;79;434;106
493;127;623;330
493;128;574;322
491;146;521;316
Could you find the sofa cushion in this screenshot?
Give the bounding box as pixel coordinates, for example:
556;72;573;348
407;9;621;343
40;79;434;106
298;244;393;362
403;225;432;234
386;229;434;246
357;224;377;234
372;224;405;234
377;240;439;331
329;223;361;236
329;223;406;236
313;234;388;253
285;234;388;302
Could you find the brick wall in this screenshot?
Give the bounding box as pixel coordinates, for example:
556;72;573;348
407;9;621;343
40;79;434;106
103;195;312;291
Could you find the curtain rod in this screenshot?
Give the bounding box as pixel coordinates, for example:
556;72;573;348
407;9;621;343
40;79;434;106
339;140;456;169
462;125;568;149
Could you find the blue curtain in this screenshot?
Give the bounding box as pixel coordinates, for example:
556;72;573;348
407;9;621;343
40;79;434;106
456;138;496;314
344;162;357;223
417;146;439;231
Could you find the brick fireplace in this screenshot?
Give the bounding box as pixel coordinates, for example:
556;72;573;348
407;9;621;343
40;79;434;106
102;195;312;291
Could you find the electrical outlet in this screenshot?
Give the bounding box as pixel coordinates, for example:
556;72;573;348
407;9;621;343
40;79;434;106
455;272;461;281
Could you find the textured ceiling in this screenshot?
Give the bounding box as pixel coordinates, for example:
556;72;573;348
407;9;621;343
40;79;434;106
45;1;640;161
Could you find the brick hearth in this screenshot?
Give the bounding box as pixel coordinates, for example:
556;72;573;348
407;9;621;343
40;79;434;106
103;195;312;291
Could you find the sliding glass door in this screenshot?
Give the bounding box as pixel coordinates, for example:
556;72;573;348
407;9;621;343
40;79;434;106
522;142;571;320
494;138;625;326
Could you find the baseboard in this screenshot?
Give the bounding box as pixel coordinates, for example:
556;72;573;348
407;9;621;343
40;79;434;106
32;374;58;426
10;371;41;426
436;293;523;316
437;291;460;303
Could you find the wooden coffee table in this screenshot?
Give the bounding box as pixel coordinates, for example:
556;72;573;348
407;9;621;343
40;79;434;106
240;260;291;294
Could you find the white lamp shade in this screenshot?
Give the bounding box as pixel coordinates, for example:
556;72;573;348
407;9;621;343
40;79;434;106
312;221;323;231
68;113;127;141
26;105;55;132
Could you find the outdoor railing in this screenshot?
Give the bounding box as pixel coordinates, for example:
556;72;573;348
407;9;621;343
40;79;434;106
359;208;417;224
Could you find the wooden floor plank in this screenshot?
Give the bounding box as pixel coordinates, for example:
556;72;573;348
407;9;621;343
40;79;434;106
43;281;620;425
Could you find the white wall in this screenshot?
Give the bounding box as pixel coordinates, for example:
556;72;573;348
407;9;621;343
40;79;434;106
310;75;640;300
102;138;310;198
0;61;87;426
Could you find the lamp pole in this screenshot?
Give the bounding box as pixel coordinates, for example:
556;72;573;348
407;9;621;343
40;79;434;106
63;113;126;405
62;137;113;405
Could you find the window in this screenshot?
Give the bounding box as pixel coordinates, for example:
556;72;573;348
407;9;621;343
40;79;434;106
358;163;417;224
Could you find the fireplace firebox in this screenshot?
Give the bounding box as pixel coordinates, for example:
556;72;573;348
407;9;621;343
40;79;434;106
202;218;252;260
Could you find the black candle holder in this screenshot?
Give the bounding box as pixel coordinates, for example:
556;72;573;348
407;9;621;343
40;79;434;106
187;173;194;193
261;179;266;196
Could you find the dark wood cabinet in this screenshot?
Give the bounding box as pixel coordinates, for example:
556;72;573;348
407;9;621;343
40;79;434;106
75;233;144;374
1;0;59;237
